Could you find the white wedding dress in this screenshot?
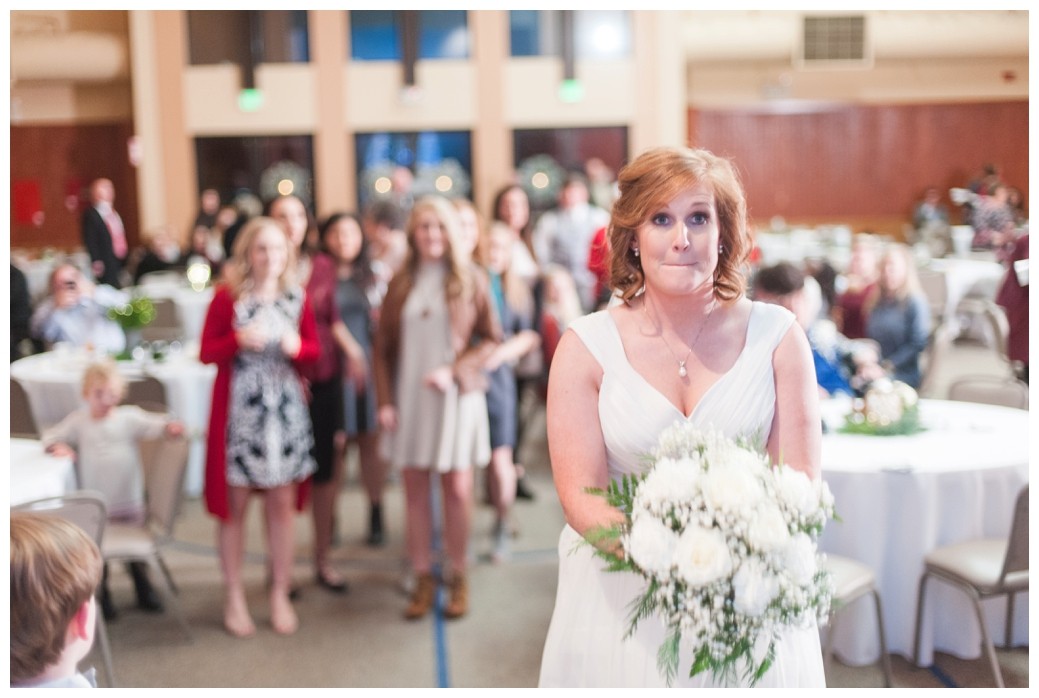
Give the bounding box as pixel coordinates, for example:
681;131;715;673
538;302;826;687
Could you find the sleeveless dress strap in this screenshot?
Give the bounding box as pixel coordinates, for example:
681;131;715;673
568;311;622;370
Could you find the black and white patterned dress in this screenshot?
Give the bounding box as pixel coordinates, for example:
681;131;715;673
226;288;316;488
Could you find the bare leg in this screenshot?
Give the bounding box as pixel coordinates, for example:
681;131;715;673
312;431;346;584
488;445;517;561
488;445;517;526
219;486;255;638
401;468;433;574
264;484;299;635
440;469;474;576
356;431;385;506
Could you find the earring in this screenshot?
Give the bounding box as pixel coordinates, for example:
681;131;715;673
718;244;724;255
633;247;640;257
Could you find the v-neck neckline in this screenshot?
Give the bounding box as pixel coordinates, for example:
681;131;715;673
603;306;755;420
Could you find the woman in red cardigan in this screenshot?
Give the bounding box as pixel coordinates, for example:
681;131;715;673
200;216;319;638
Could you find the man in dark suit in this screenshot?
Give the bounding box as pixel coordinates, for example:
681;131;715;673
81;178;129;288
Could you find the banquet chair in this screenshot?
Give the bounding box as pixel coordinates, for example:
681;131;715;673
912;485;1028;688
10;377;40;438
124;376;168;411
917;268;948;330
102;434;194;642
947;376;1028;410
12;491;118;687
917;319;959;399
141;297;184;343
821;555;894;687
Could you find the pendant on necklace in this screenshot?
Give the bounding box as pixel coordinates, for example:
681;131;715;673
678;361;688;378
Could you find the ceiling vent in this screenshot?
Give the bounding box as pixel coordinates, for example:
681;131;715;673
797;15;872;69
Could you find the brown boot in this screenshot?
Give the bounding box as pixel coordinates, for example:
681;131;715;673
404;573;437;620
443;573;468;619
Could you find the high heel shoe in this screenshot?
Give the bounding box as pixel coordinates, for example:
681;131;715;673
316;568;349;594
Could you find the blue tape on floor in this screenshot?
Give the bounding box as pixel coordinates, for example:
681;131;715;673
432;575;450;688
929;664;958;688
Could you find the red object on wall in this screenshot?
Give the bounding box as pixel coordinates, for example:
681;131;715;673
12;179;42;225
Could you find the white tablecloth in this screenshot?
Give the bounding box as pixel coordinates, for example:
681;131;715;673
10;350;216;496
818;398;1029;666
9;438;77;506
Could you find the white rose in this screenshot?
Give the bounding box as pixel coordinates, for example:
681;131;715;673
700;460;764;513
746;502;790;552
783;533;818;586
627;513;679;577
732;557;779;617
673;525;733;588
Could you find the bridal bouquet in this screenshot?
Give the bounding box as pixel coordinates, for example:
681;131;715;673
586;423;835;686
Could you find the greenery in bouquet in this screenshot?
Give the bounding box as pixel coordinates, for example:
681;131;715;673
840;378;924;436
107;296;156;331
585;424;835;687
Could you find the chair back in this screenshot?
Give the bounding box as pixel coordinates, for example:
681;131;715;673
999;485;1028;582
10;378;39;438
947;376;1028;410
918;320;958;398
139;435;190;539
981;301;1011;365
141;298;184;343
125;377;168;410
11;491;108;546
917;269;948;328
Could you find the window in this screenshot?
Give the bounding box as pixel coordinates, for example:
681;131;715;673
513;126;627;213
188;11;309;66
508;10;631;59
355;131;472;210
194;135;315;210
350;10;469;61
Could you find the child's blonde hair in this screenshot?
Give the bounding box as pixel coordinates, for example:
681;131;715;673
81;359;126;399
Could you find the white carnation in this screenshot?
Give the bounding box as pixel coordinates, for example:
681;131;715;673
732;557;779;617
746;502;790;552
783;533;818;586
627;513;679;577
673;525;733;588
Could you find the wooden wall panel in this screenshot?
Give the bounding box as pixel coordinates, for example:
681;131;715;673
11;122;140;252
691;101;1027;237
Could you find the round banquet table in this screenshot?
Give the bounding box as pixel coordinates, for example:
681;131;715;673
10;349;216;497
818;397;1029;667
9;437;77;506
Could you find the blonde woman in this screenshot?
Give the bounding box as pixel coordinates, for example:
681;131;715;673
200;216;319;637
864;243;931;388
373;196;502;619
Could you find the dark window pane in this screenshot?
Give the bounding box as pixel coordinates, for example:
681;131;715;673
513;126;627;212
508;11;630;59
350;11;401;61
187;10;309;65
195;135;315;210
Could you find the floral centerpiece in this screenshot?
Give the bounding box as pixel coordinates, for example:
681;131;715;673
107;295;156;359
586;423;835;687
840;378;923;436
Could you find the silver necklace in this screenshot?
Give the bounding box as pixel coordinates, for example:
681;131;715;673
644;297;717;378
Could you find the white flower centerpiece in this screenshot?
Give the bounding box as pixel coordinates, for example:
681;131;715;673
841;378;923;436
585;423;836;686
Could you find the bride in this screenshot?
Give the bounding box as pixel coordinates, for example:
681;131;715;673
538;146;826;687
